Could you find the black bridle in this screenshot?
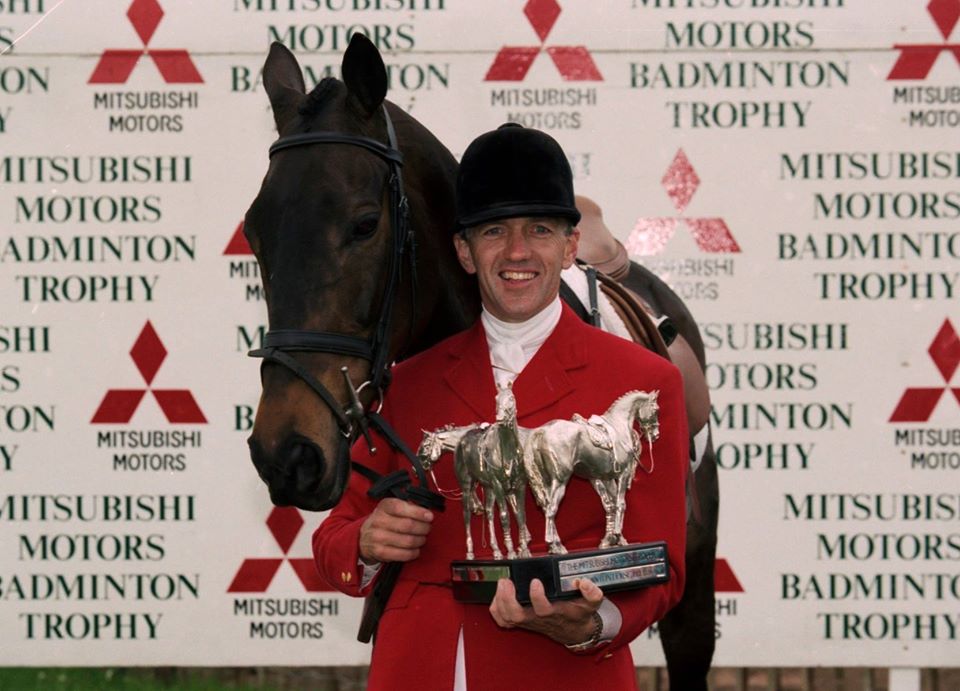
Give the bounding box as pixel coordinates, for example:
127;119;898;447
248;105;433;502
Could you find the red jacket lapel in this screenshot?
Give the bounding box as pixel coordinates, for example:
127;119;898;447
441;319;498;420
442;304;591;421
513;304;589;418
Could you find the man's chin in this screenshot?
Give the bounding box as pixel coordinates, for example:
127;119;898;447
487;297;552;323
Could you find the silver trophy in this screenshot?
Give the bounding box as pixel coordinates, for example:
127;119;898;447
417;383;669;603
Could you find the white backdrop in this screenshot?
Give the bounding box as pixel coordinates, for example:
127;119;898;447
0;0;957;668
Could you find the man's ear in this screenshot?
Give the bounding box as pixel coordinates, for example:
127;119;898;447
453;233;477;275
562;228;580;269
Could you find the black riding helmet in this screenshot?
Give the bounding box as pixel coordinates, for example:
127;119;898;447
455;123;581;231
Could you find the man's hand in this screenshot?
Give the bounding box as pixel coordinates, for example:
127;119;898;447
488;577;604;646
359;498;434;564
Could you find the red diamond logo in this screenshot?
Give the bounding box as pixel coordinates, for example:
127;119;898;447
228;508;335;593
224;222;253;255
714;558;744;593
486;47;542;81
662;149;700;214
625;218;679;257
545;46;603;81
484;1;602;82
90;390;147;424
626;150;741;255
686;219;740;253
928;0;960;39
130;321;166;385
929;318;960;381
890;319;960;422
888;0;960;79
267;507;305;554
91;321;206;424
227;559;283;592
127;0;164;45
89;0;203;84
524;0;561;42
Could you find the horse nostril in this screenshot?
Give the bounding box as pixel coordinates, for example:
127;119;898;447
282;438;326;493
286;440;313;463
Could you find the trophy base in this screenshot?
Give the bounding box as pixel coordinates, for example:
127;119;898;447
450;541;669;604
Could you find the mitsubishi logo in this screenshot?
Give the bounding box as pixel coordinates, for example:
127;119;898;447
89;0;203;84
228;507;331;593
625;149;741;256
485;0;602;81
714;558;744;593
888;0;960;79
890;319;960;422
91;321;207;424
224;222;252;256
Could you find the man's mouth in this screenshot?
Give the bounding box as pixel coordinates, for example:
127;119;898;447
500;270;537;281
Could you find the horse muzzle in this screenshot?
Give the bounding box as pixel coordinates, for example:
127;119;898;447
247;434;351;512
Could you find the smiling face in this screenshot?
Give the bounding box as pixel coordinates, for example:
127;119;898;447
454;216;579;323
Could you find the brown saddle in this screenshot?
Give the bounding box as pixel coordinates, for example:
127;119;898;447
594;269;711;436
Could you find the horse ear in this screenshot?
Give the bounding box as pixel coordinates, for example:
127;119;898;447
341;33;387;117
262;42;306;133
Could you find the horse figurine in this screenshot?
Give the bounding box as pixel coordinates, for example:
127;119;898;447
245;34;718;690
419;384;531;561
524;391;660;555
417;423;481;511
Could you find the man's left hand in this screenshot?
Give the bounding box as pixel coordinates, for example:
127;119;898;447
488;577;603;646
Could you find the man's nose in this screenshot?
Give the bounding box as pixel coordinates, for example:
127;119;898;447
504;228;532;259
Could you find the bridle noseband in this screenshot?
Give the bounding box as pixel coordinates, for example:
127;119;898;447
248;105;422;478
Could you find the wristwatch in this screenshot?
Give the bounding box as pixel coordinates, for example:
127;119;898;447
563;611;604;652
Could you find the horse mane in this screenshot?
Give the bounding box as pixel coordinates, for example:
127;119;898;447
298;77;343;120
609;389;648;411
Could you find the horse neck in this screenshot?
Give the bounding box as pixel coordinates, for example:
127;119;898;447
388;104;480;358
493;410;521;457
439;429;460;451
497;418;519;442
440;424;473;449
608;393;643;428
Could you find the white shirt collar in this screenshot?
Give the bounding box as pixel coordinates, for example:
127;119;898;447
481;297;562;388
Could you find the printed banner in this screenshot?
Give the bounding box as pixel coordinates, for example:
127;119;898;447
0;0;957;668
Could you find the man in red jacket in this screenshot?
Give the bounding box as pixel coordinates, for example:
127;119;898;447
313;124;688;691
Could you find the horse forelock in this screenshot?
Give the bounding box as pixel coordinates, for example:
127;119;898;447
297;78;344;125
293;78;384;141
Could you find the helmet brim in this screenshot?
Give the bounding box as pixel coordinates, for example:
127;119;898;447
457;202;581;231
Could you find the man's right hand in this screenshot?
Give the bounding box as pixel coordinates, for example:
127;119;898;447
359;498;434;564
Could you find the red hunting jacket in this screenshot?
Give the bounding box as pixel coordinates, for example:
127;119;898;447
313;305;688;691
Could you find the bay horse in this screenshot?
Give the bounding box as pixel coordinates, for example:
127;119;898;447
244;34;716;691
523;390;660;555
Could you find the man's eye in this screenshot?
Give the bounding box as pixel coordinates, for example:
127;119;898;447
533;225;553;235
481;226;503;237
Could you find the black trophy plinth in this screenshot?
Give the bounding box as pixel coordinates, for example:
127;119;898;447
450;541;669;604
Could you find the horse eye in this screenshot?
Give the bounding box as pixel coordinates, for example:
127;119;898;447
352;214;380;239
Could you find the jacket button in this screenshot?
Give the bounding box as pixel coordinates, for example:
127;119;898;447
603;653;613;659
341;571;352;583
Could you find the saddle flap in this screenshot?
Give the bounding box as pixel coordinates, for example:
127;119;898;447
571;413;615;450
595;272;670;359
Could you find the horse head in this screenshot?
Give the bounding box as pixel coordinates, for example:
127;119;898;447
417;430;444;470
631;390;660;444
244;35;477;511
494;382;517;425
